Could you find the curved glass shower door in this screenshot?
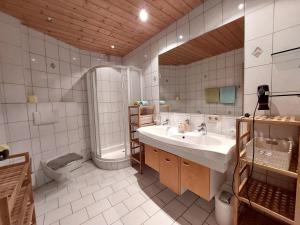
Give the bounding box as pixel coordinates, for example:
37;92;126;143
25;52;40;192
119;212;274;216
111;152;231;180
87;66;129;160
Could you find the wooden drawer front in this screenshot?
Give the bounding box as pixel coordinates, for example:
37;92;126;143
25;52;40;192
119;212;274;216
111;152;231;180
159;150;180;194
145;145;159;171
180;158;210;200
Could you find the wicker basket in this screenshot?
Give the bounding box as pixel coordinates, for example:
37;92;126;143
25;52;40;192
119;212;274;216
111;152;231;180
246;137;293;170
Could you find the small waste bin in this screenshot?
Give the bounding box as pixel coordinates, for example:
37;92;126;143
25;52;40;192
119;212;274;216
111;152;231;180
215;185;233;225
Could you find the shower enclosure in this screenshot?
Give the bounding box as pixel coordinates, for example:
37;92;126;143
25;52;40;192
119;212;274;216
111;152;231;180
86;64;141;170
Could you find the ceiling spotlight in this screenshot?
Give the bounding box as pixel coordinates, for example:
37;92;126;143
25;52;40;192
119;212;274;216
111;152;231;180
238;3;244;10
31;58;36;62
47;17;53;22
72;57;76;61
179;35;183;40
139;8;148;22
96;58;101;61
111;45;115;49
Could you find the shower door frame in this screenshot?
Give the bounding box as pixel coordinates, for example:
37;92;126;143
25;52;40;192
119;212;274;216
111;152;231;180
86;64;142;161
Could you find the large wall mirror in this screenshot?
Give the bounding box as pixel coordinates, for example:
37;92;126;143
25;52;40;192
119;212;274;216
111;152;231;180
159;18;244;116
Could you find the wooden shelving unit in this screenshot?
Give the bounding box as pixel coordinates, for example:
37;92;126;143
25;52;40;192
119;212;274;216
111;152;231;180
0;153;36;225
233;115;300;225
128;105;155;174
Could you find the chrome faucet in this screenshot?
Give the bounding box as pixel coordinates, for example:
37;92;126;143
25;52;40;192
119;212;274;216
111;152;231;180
198;122;207;135
161;119;169;126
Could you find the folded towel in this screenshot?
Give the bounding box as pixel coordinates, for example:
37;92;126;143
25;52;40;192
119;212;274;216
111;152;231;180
205;88;220;103
220;86;236;104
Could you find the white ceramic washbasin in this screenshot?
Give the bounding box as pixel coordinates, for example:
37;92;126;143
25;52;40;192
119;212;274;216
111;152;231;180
137;125;235;173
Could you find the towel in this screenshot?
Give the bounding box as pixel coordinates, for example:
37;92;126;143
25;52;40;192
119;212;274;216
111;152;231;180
220;86;236;104
205;88;220;103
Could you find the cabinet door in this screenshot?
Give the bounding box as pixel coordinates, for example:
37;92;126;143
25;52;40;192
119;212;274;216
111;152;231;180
144;144;160;171
180;158;210;200
159;150;180;194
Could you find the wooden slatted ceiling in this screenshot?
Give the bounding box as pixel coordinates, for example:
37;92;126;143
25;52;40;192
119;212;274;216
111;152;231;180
159;17;244;65
0;0;203;56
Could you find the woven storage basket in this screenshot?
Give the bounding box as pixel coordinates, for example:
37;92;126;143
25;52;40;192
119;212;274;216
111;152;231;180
246;137;293;170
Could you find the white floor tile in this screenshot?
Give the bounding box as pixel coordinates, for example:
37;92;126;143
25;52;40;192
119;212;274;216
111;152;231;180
60;209;89;225
141;196;165;217
80;184;100;196
123;192;146;211
81;214;107;225
35;199;58;217
112;180;130;192
144;210;174;225
125;183;143;195
86;198;112;218
108;190;130;205
121;207;149;225
71;194;95;212
44;204;72;225
103;203;129;224
34;162;217;225
59;190;81;206
93;186;114;201
183;204;209;225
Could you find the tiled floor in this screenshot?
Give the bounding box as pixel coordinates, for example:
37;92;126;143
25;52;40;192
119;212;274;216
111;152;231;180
34;161;218;225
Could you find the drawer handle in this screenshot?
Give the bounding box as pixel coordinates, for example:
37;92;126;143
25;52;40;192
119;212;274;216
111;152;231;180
183;161;190;166
153;149;158;153
165;158;171;162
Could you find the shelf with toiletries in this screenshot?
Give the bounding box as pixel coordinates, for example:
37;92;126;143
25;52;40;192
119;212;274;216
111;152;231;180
128;105;156;174
233;116;300;225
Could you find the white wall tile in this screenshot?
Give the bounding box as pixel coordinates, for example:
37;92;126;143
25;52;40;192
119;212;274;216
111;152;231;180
189;14;205;40
2;64;24;84
244;64;272;94
204;3;222;32
7;121;30;142
245;3;274;41
6;104;28;123
29;36;45;56
0;21;21;46
4;84;26;103
274;0;300;32
222;0;244;24
45;42;59;59
245;34;273;68
273;25;300;53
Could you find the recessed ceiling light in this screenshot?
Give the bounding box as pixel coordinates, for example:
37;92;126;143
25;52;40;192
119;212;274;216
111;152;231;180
238;3;244;10
96;58;101;61
72;57;77;61
179;35;183;40
31;58;36;62
139;8;148;22
111;45;115;49
47;17;53;22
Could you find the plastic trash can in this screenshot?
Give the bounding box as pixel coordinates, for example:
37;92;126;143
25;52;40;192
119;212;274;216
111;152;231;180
215;185;233;225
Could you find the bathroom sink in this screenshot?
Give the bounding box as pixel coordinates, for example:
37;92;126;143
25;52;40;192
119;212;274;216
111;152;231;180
137;125;235;173
170;133;222;146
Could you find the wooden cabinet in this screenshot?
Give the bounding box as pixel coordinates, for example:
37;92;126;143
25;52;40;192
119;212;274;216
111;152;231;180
159;150;180;194
180;158;210;200
144;144;160;171
143;144;224;199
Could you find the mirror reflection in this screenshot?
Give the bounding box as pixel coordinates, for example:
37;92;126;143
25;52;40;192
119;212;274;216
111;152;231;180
159;18;244;116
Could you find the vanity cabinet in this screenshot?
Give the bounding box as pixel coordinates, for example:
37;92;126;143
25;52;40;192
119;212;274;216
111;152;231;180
159;150;180;194
144;144;160;171
180;158;210;200
144;144;225;200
